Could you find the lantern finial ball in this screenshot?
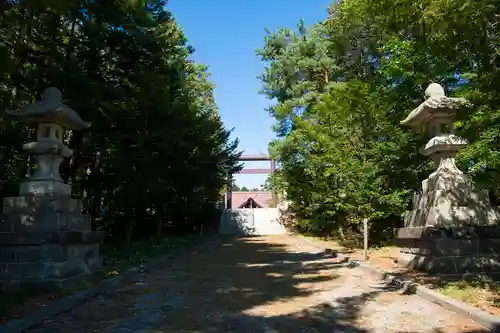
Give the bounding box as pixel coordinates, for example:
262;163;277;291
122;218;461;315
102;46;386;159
42;87;63;103
425;83;445;99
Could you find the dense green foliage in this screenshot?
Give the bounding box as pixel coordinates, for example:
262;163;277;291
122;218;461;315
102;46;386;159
0;0;241;242
258;0;500;244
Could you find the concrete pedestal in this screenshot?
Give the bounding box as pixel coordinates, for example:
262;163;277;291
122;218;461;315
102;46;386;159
0;196;103;290
394;160;500;275
395;226;500;275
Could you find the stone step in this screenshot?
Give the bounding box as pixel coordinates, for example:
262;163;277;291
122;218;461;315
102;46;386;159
400;238;500;256
2;196;82;214
403;206;500;227
0;212;91;232
0;243;100;263
0;244;101;281
398;252;500;274
0;230;104;245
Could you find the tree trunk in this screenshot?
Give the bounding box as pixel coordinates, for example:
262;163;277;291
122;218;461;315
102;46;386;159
156;210;164;237
338;225;345;241
67;130;83;184
125;210;135;244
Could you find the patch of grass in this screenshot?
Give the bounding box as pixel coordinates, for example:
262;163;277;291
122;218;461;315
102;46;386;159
366;245;400;258
300;235;355;254
439;282;485;301
101;234;201;277
438;278;500;311
299;234;331;243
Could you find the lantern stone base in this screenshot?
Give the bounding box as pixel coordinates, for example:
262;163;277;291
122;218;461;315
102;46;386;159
403;163;500;227
402;205;500;228
395;162;500;275
19;180;71;197
395;226;500;275
0;196;103;291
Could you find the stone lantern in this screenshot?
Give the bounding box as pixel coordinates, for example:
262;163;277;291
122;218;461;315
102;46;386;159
0;87;103;290
7;87;90;197
395;83;500;274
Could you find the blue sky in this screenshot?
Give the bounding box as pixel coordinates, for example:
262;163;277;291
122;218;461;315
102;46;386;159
167;0;331;188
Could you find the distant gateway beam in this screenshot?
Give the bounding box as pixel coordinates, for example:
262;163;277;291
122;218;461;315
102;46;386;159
237;168;273;175
239;155;271;161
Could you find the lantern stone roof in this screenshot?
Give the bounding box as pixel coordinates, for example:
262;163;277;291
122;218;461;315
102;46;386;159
6;87;91;130
400;83;471;128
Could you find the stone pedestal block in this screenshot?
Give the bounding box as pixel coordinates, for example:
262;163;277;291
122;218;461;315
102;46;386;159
19;180;71;197
3;196;82;213
395;225;500;275
0;196;90;232
0;240;101;289
0;196;103;291
395;83;500;275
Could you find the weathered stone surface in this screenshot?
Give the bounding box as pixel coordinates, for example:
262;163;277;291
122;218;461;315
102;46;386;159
399;238;500;256
0;247;16;262
2;262;50;279
1;196;88;232
49;256;100;279
396;225;500;240
395;226;427;239
0;231;103;290
6;212;59;232
67;244;99;259
63;214;91;231
6;87;91;131
398;252;500;274
0;231;104;245
403;205;500;228
0;214;13;232
399;83;500;229
0;87;100;292
16;244;69;262
0;248;101;281
19;180;71;197
396;83;500;275
7;212;91;232
3;196;82;214
396;226;500;274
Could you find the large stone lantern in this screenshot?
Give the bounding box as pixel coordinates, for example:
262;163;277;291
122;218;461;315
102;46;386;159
395;83;500;274
0;88;103;290
7;87;90;197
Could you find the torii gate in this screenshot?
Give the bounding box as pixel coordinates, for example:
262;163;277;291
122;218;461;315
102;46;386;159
225;154;277;209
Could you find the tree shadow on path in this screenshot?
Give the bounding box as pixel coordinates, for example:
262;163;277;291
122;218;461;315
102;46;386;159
27;235;441;332
146;236;395;333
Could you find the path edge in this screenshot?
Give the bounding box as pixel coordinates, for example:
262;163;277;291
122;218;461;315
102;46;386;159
296;235;500;332
0;236;216;333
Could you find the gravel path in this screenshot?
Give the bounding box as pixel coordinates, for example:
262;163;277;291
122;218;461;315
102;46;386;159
27;235;486;333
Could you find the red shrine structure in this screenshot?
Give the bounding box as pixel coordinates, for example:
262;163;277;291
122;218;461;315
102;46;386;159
225;154;277;209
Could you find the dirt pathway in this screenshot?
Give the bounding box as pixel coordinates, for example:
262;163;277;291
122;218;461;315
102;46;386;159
27;236;486;333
